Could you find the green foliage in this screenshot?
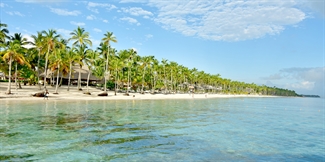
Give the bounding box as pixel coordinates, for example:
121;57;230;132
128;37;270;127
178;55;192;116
106;80;115;90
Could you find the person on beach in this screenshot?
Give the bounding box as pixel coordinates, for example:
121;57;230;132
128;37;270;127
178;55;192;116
43;89;49;100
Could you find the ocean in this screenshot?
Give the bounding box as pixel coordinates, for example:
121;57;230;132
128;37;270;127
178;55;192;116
0;97;324;161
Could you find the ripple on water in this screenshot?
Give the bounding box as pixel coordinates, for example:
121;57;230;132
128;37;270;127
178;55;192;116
0;98;324;161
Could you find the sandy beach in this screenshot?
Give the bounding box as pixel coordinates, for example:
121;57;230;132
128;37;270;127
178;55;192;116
0;82;274;101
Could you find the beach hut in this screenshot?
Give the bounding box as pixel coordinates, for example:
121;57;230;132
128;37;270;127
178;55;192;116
39;64;102;86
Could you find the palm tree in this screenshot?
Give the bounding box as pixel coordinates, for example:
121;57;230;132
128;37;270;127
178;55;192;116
110;55;124;95
1;40;29;94
68;26;92;90
11;33;31;89
161;58;168;94
49;48;66;94
31;31;44;89
73;44;90;90
64;48;81;91
0;22;9;47
84;49;99;93
92;58;105;82
101;31;117;92
140;56;153;94
41;29;61;88
126;49;136;94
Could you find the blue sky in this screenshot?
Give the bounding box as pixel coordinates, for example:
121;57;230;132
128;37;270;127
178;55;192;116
1;0;324;96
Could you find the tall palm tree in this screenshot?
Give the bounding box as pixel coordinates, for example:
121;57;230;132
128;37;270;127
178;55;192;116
41;29;61;88
101;31;117;92
126;49;136;94
110;55;124;95
64;48;81;91
73;44;90;90
1;40;29;94
140;56;153;94
68;26;92;90
31;31;44;89
49;48;66;94
10;33;29;89
84;49;99;93
161;58;168;94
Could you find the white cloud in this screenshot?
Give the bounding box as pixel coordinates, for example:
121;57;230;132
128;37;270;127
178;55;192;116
122;0;306;41
87;2;117;13
86;15;96;20
103;19;108;23
50;7;81;16
90;38;101;49
0;3;5;7
22;34;35;49
93;28;102;33
305;0;325;17
120;17;141;26
7;11;25;17
15;0;65;3
56;28;72;38
122;7;153;17
290;81;315;90
263;67;325;96
70;21;85;26
145;34;153;39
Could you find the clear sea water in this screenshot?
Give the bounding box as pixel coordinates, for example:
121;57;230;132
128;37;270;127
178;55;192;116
0;97;324;161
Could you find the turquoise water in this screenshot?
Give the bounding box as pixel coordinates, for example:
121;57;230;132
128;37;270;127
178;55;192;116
0;97;324;161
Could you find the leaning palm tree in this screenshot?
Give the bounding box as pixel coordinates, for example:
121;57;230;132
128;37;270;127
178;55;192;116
41;29;61;88
68;26;92;90
101;31;117;92
1;40;29;94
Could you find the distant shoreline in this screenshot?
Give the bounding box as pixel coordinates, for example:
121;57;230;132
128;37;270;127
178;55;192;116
0;82;281;101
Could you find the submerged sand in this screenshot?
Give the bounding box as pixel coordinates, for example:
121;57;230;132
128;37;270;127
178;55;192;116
0;82;274;101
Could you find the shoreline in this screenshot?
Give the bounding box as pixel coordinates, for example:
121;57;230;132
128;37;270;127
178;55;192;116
0;82;278;101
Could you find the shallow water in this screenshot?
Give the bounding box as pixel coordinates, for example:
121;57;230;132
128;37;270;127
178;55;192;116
0;97;324;161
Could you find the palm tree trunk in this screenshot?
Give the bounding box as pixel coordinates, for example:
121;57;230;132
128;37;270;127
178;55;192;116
114;68;117;96
86;69;91;93
141;67;146;93
43;50;49;88
55;65;60;93
15;63;17;91
104;47;109;92
6;56;12;94
37;49;41;90
127;67;130;94
78;65;82;90
67;62;72;91
164;66;167;94
170;70;173;93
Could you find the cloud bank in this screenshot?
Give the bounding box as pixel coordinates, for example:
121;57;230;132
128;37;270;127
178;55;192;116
120;0;306;41
262;67;325;96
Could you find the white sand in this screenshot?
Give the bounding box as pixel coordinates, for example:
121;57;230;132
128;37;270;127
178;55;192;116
0;82;274;101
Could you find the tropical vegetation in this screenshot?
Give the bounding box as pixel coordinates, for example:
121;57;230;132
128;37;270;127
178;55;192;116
0;22;298;96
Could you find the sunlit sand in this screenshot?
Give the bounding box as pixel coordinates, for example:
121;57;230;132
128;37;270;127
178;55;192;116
0;82;276;101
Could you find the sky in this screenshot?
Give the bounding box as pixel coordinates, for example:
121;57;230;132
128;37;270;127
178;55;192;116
0;0;324;96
